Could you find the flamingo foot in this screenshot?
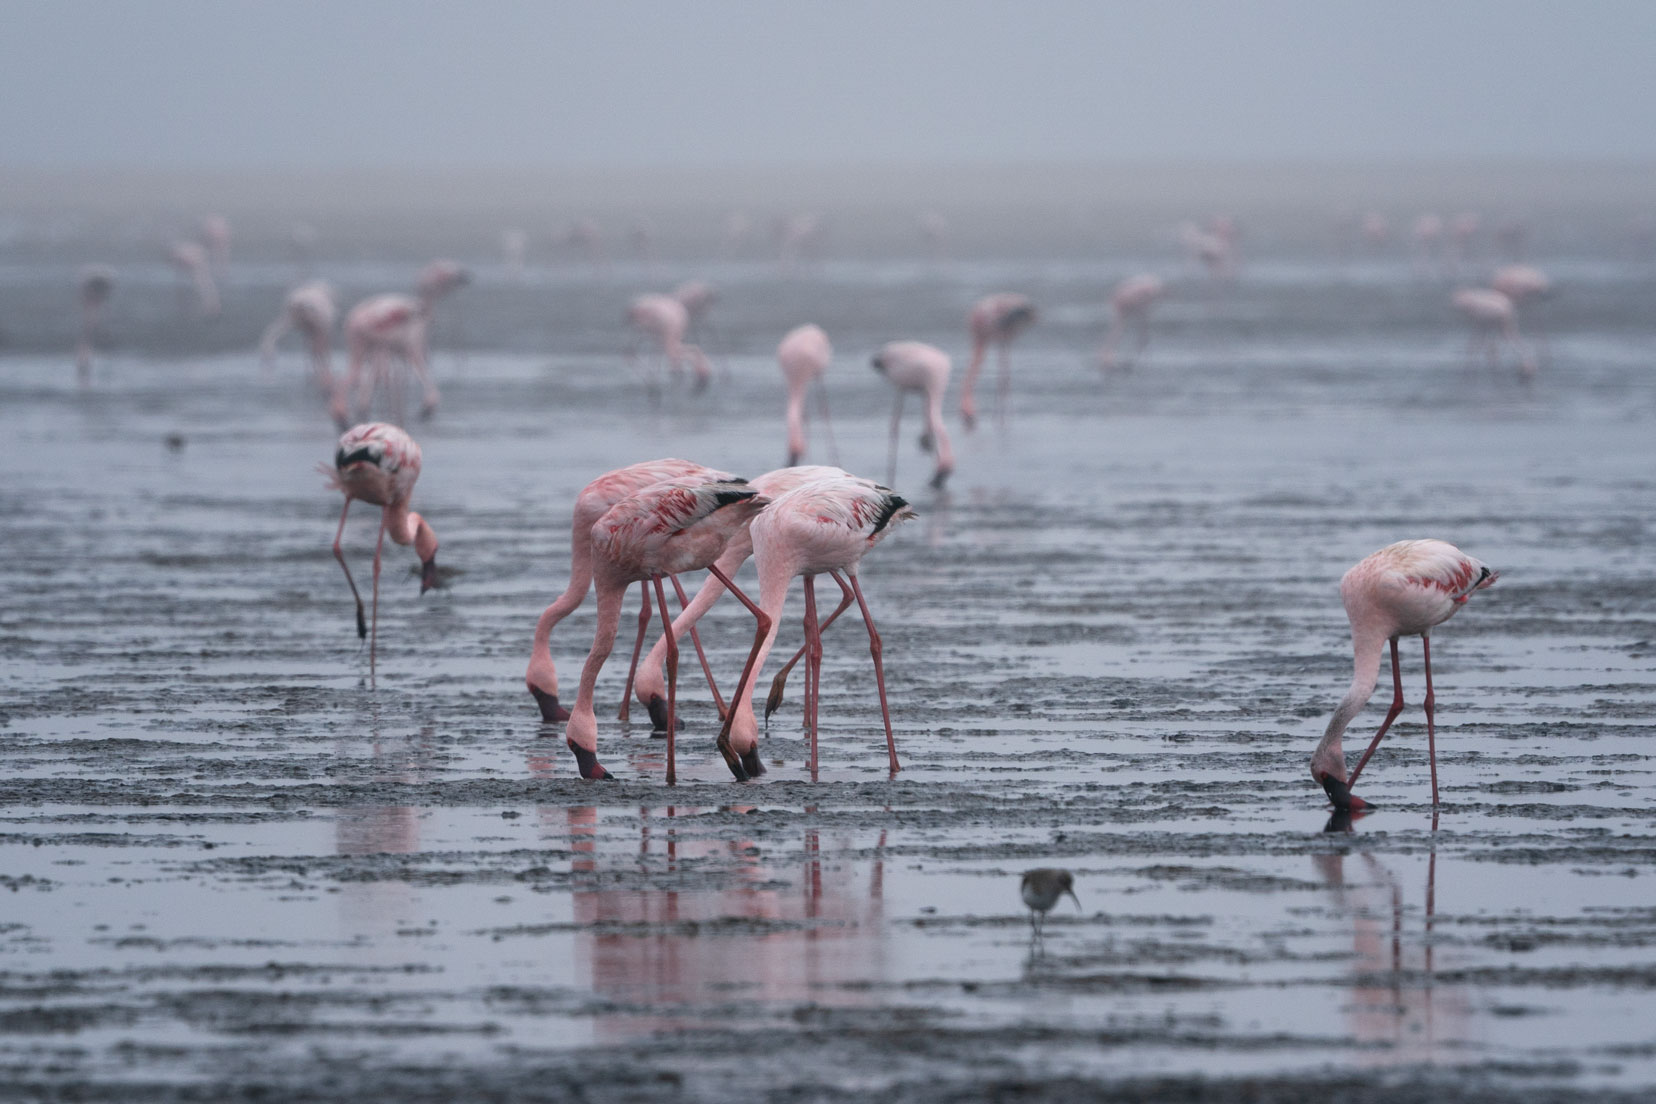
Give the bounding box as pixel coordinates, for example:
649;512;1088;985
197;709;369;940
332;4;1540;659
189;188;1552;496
1320;774;1372;813
530;687;570;724
567;742;613;780
716;733;751;782
645;695;683;735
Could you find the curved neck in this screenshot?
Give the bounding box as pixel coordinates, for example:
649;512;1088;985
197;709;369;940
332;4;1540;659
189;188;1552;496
1311;630;1386;780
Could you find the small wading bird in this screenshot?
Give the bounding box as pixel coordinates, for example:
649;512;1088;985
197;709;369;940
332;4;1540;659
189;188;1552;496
1310;540;1497;812
715;472;914;780
525;458;732;725
1021;869;1080;937
323;423;441;674
1099;274;1166;371
563;477;772;783
871;340;953;489
960;293;1037;430
778;324;836;467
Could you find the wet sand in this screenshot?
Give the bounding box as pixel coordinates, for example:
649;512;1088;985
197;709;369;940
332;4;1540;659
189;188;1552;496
2;188;1656;1100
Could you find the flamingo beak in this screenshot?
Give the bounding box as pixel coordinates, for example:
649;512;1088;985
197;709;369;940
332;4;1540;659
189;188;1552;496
1319;773;1372;812
420;558;438;593
567;741;613;781
715;732;751;782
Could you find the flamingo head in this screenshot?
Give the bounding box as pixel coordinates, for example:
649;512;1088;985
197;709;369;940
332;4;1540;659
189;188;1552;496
1316;770;1371;813
566;738;613;781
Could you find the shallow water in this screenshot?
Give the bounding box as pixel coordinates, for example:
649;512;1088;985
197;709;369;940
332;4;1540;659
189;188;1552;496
2;189;1656;1101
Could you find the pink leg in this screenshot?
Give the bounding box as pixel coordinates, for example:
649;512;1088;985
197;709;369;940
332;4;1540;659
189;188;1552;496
670;574;726;717
766;570;855;719
815;382;840;467
617;580;651;720
850;574;900;775
653;576;679;785
1347;637;1405;787
331;497;366;639
370;508;387;678
708;563;773;781
996;344;1012;428
1423;635;1439;806
804;575;822;780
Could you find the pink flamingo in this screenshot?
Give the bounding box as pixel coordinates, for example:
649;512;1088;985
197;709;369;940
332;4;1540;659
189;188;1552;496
1310;540;1497;812
200;214;231;275
1447;212;1481;274
322;423;441;674
526;458;732;725
1490;264;1550;305
778;324;836;466
260;281;343;420
416;259;471;305
75;264;115;384
1451;288;1536;377
716;473;915;780
1360;211;1390;248
871;340;953;489
167;241;220;317
629;464;854;731
342;294;439;423
563;476;772;782
1180;219;1236;281
1099;274;1166;370
960;293;1037;430
627;293;710;393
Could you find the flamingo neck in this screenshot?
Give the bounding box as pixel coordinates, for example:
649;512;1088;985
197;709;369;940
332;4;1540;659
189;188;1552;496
1311;631;1386;781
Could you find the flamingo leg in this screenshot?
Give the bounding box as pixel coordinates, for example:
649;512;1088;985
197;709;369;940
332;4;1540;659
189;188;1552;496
850;573;900;775
804;575;821;780
370;508;387;678
766;570;854;720
617;580;651;720
708;563;772;781
1422;634;1439;806
331;498;367;639
996;343;1012;429
653;576;678;785
670;573;725;717
1347;637;1405;788
815;381;840;466
886;390;905;486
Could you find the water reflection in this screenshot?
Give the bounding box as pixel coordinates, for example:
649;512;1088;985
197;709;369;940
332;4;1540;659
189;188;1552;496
1313;814;1466;1067
529;776;890;1037
334;724;435;937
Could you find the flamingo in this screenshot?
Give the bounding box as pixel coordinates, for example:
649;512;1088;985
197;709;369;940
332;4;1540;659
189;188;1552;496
167;241;220;317
1490;264;1551;305
416;259;471;306
322;423;441;674
342;294;440;424
1099;274;1166;371
629;464;858;730
259;281;343;420
564;476;772;783
778;324;836;466
960;293;1037;430
526;458;732;725
1451;288;1536;377
871;340;953;489
627;293;710;392
200;214;231;275
715;472;914;780
1310;540;1497;812
75;264;115;384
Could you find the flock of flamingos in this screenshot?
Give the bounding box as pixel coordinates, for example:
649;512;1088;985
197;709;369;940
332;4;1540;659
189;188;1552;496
68;208;1536;809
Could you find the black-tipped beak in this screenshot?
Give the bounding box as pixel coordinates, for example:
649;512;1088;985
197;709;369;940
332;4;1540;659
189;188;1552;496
1066;890;1081;911
420;558;438;593
1319;773;1371;812
716;732;751;782
567;742;613;781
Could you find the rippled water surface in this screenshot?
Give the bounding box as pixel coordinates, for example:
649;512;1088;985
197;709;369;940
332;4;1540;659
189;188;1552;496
3;184;1655;1102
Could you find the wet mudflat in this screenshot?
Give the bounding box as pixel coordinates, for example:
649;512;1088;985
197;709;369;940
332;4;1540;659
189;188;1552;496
3;224;1656;1101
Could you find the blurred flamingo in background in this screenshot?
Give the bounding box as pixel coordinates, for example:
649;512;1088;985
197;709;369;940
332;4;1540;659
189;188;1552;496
1412;214;1445;277
1310;539;1496;812
260;280;343;420
200;214;231;276
562;476;772;783
628;293;710;393
1099;274;1166;371
168;241;220;317
778;323;836;466
960;293;1037;430
343;294;439;424
871;340;953;489
322;422;441;676
75;264;115;384
1451;287;1536;378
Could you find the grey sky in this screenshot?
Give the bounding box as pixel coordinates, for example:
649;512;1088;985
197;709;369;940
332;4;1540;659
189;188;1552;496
4;0;1653;168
